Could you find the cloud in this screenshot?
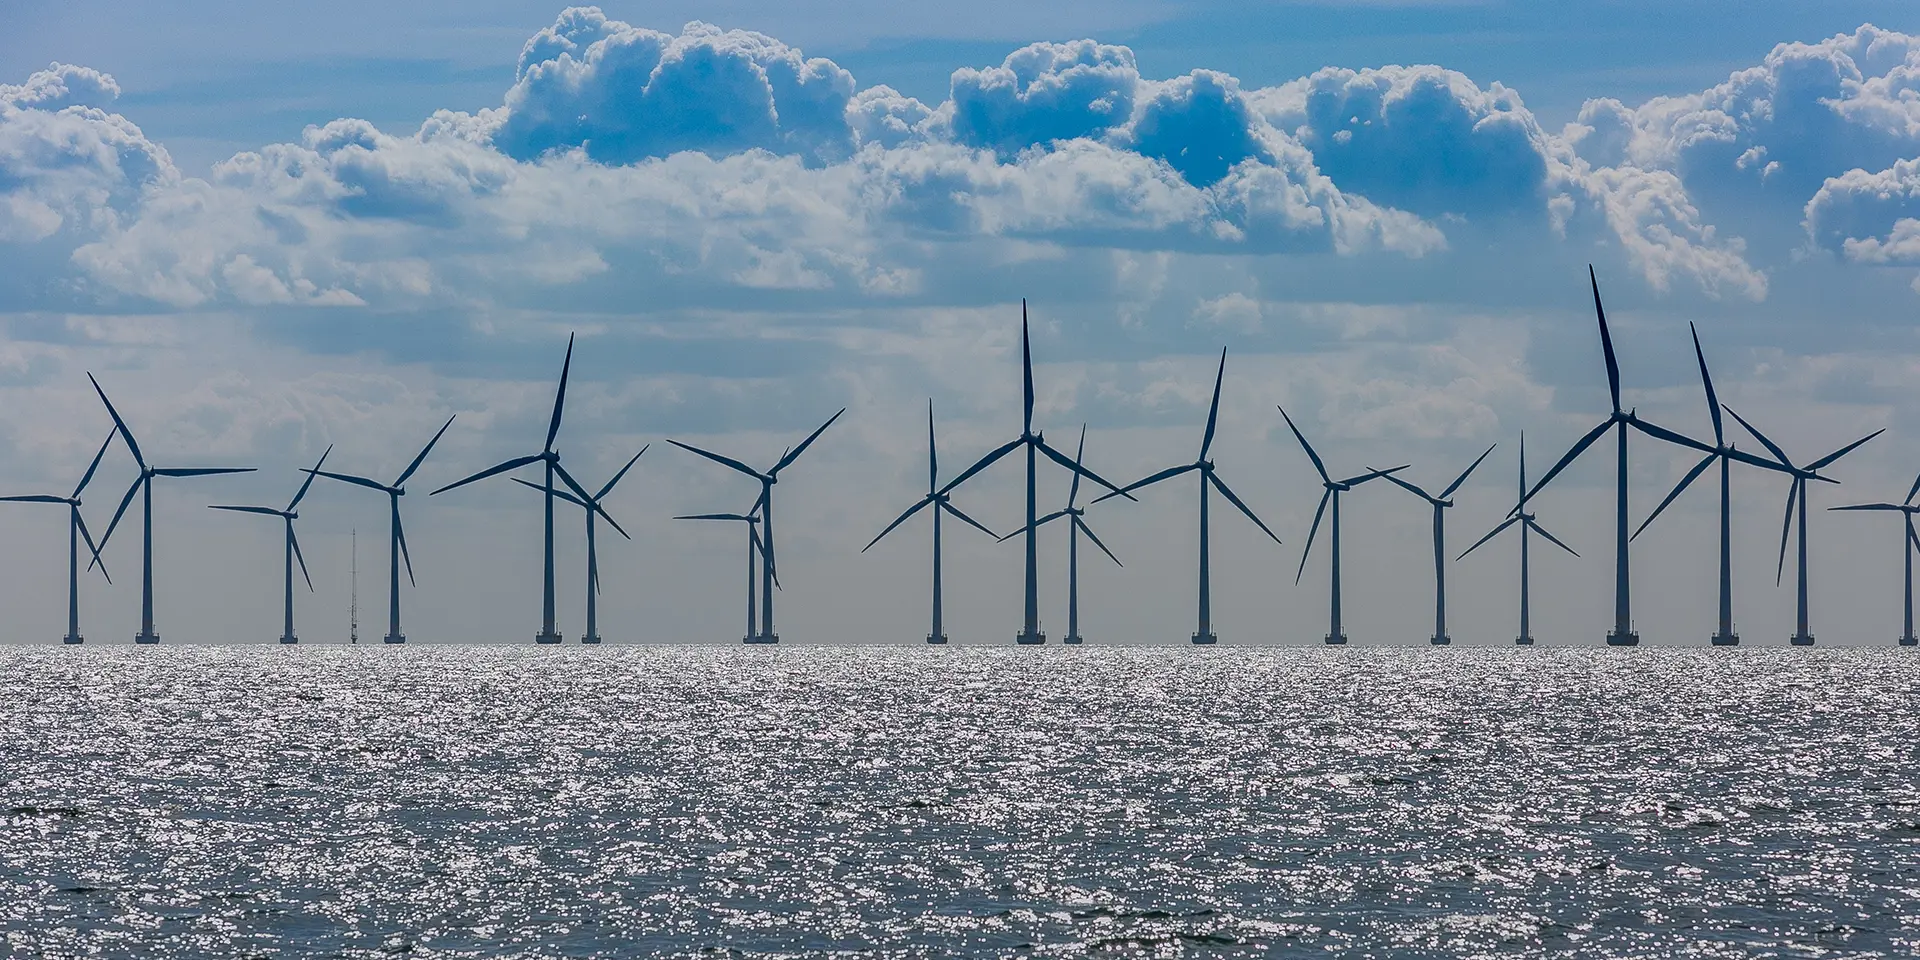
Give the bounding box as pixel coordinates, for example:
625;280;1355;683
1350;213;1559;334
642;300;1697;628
1804;157;1920;263
0;63;176;244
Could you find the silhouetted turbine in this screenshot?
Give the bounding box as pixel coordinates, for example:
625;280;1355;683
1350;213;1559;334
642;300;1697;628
1459;433;1579;645
511;446;645;643
208;447;332;644
433;335;610;644
92;374;256;645
1628;324;1794;646
0;428;116;644
864;401;996;644
1376;443;1497;645
305;415;455;644
1001;425;1121;645
936;300;1130;645
1725;406;1880;646
1829;470;1920;646
668;408;844;644
1281;407;1406;645
676;505;773;643
1096;348;1280;644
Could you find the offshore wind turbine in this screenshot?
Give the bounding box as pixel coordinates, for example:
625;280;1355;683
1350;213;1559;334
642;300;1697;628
1724;406;1880;646
935;300;1130;644
91;374;256;645
1520;267;1758;646
1829;472;1920;646
207;448;332;644
1375;443;1497;645
433;335;612;644
863;401;997;644
1000;426;1121;645
305;416;455;644
1280;407;1406;645
0;429;117;644
675;506;770;643
1459;433;1579;645
668;408;844;644
1627;324;1794;645
511;445;646;644
1096;348;1281;644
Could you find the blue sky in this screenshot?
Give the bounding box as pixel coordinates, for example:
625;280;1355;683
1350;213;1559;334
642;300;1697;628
3;2;1920;645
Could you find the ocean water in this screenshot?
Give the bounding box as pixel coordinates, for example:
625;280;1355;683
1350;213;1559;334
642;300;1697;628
2;645;1917;958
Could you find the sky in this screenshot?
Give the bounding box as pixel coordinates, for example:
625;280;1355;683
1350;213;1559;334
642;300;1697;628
3;1;1920;646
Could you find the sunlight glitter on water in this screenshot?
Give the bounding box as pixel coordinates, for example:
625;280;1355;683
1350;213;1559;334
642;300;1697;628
3;646;1918;957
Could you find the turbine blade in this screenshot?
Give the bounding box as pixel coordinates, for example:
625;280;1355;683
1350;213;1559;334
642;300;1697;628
1209;471;1281;545
1278;406;1332;485
1075;516;1122;567
1296;488;1331;584
1340;464;1409;487
597;504;632;541
1807;428;1884;471
1907;471;1920;506
512;476;585;507
1520;419;1612;509
1065;424;1087;508
1440;442;1498;499
1037;439;1130;497
396;513;416;588
664;439;764;482
0;494;68;503
1722;405;1792;469
550;461;600;512
595;445;649;501
998;510;1068;543
97;476;142;555
287;445;332;511
1776;479;1798;586
291;526;313;592
1022;299;1034;435
308;469;390;493
1092;463;1198;504
75;510;109;583
395;414;457;487
1527;519;1580;557
1200;346;1226;459
675;513;754;522
73;428;117;499
940;501;997;539
1627;418;1712;457
208;504;283;516
87;373;145;468
936;437;1023;496
1630;452;1716;542
861;497;933;552
772;408;845;476
153;467;255;478
429;454;542;495
1590;265;1622;415
1376;470;1437;503
546;333;575;453
1457;515;1521;560
927;399;938;492
1690;323;1724;447
1828;503;1903;511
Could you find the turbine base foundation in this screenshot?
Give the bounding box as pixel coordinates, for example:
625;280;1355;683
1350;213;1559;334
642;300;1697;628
1324;633;1347;646
1015;630;1046;645
926;634;947;645
134;631;160;645
1191;632;1217;645
1062;635;1083;645
1901;636;1917;646
383;633;406;645
1790;632;1815;646
1711;632;1739;647
1430;635;1451;646
744;633;779;645
580;635;601;645
279;635;297;645
1515;636;1533;646
61;635;82;646
535;631;563;645
1605;630;1639;647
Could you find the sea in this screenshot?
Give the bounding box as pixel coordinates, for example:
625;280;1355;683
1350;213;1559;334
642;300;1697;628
2;645;1917;958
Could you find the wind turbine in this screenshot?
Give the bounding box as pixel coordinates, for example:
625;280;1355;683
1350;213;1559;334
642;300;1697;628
668;408;845;644
863;401;997;644
1280;407;1406;645
1723;406;1880;646
1519;267;1757;646
1095;348;1280;644
998;426;1121;644
1375;443;1497;645
0;429;116;644
304;416;455;644
675;505;770;644
432;335;611;644
207;448;332;644
1829;471;1920;646
935;300;1130;645
91;374;256;644
1459;433;1579;645
1627;324;1794;645
510;446;646;643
